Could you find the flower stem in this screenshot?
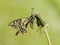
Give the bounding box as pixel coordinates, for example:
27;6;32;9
44;28;51;45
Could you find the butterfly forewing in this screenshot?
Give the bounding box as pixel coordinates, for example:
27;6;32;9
8;19;21;28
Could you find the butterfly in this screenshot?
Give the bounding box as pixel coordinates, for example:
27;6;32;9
8;8;47;36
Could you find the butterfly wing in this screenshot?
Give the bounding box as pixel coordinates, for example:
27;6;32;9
8;19;21;29
35;15;46;27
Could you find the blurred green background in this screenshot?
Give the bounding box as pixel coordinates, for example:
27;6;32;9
0;0;60;45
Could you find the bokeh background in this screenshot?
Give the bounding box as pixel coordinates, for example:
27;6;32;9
0;0;60;45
